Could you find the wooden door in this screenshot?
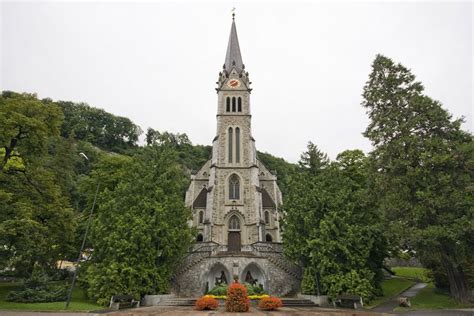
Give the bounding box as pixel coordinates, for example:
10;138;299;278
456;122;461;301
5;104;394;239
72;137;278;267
228;231;241;252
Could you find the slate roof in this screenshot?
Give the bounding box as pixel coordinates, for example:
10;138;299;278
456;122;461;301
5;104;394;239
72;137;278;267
224;18;244;73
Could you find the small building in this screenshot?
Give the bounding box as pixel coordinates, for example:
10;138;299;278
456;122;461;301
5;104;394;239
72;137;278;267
172;15;301;297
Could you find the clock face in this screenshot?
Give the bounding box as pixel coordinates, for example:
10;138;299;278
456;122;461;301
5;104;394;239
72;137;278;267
227;79;240;88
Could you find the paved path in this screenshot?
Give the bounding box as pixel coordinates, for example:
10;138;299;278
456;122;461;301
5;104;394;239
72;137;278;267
372;282;427;313
0;312;88;316
392;309;474;316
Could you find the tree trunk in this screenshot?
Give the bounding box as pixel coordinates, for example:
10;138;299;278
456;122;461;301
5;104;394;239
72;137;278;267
441;256;472;303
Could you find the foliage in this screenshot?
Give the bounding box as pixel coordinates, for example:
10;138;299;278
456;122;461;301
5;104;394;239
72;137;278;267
258;296;282;310
195;296;219;310
0;282;101;311
208;283;228;296
57;101;141;153
6;269;67;303
257;151;296;196
244;283;265;295
0;92;75;276
362;54;474;302
283;144;387;300
82;145;193;305
146;128;211;172
225;282;250;312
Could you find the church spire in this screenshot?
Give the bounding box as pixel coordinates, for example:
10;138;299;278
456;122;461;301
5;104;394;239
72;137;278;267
224;15;244;73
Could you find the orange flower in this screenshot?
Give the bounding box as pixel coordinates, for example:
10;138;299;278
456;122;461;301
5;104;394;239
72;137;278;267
195;296;219;310
225;281;250;312
258;296;283;311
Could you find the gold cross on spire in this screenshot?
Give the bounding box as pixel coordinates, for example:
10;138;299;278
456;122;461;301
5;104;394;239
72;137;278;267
231;7;236;20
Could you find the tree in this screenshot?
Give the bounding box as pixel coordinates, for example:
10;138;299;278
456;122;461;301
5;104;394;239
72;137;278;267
362;54;473;302
82;145;193;305
0;91;62;171
0;92;74;276
283;144;387;300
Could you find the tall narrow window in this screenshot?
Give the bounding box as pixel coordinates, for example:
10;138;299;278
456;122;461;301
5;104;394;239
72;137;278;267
226;97;230;112
229;215;240;230
265;211;270;224
229;174;240;200
232;97;236;112
235;127;240;163
238;97;242;112
228;128;233;163
199;210;204;224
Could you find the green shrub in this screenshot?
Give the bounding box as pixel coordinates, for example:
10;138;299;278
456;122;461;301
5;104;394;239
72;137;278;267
208;283;228;296
244;283;265;295
6;269;67;303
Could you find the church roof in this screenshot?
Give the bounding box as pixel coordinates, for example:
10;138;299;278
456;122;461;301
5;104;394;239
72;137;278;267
224;17;244;73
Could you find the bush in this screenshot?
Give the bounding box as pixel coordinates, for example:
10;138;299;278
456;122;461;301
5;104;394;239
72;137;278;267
244;283;265;295
6;269;67;303
195;296;219;310
258;296;283;311
226;281;250;312
208;283;228;296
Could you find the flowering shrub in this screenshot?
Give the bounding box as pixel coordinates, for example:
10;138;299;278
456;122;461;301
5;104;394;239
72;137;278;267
204;294;227;299
258;296;283;311
225;281;250;312
249;294;269;300
195;296;219;310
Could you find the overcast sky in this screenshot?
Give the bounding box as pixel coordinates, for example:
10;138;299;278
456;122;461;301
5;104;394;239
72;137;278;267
1;1;472;162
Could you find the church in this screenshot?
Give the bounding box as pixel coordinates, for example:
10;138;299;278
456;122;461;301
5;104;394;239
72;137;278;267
172;15;301;297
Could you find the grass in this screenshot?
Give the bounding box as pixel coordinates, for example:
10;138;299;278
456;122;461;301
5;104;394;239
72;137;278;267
366;277;416;308
394;283;474;311
0;282;103;312
392;266;431;283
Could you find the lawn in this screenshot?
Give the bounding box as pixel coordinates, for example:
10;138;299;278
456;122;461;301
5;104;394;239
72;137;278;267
392;266;431;283
394;284;474;311
0;282;102;312
366;277;416;308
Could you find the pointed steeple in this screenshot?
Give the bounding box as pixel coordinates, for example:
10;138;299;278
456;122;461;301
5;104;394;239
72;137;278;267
224;14;244;73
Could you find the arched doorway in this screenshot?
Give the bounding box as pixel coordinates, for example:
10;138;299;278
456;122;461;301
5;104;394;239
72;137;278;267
241;263;266;291
228;215;241;252
205;263;231;293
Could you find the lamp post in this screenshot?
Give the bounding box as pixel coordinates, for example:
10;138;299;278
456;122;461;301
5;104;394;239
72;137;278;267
65;153;100;309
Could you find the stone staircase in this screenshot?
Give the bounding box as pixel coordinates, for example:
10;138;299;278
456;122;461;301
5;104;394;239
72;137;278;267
157;297;197;306
281;298;318;307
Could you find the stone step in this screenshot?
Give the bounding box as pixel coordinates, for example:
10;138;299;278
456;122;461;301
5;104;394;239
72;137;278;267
281;299;317;307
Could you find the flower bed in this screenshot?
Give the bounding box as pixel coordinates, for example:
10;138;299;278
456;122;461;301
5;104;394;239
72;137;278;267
195;296;219;310
258;296;283;311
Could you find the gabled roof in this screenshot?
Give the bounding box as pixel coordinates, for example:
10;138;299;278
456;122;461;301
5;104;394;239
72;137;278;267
224;18;244;73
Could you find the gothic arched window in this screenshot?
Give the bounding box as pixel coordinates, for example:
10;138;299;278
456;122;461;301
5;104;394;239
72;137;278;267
196;234;204;242
226;97;230;112
238;97;242;112
228;127;233;163
229;215;241;230
232;97;236;112
265;233;273;242
229;174;240;200
264;211;270;224
235;127;240;163
198;210;204;224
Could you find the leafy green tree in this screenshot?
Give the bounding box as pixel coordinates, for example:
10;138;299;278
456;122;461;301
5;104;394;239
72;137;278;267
57;101;142;153
0;92;75;276
362;54;473;302
0;91;62;171
83;144;193;305
283;144;387;300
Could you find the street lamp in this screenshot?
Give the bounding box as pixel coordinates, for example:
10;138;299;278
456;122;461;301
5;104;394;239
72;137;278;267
65;152;100;309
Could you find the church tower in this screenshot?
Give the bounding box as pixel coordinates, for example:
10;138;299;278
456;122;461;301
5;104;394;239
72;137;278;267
186;15;282;248
177;15;300;297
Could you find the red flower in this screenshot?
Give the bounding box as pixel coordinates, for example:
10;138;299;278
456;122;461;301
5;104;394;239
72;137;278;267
195;296;219;310
258;296;283;311
225;281;250;312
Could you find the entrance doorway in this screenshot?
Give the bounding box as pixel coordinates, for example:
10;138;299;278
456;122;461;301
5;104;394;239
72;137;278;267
228;215;241;252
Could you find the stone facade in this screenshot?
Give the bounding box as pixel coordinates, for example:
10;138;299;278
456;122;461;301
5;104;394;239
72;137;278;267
173;16;301;297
